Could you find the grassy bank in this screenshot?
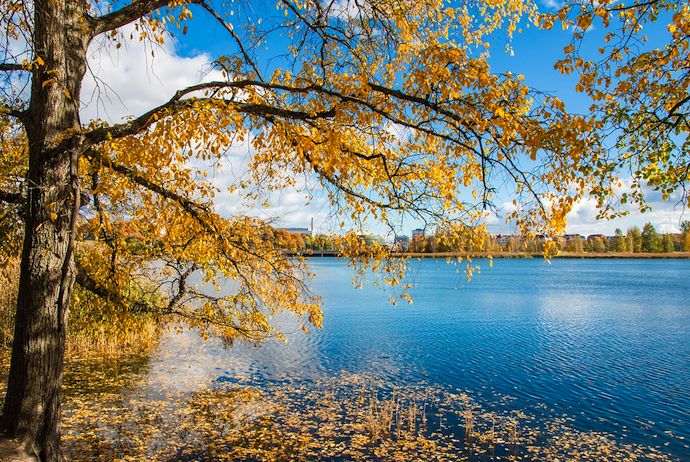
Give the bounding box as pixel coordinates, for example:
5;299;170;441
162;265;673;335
0;259;161;357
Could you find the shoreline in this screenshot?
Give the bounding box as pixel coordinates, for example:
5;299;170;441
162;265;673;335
403;251;690;259
295;251;690;259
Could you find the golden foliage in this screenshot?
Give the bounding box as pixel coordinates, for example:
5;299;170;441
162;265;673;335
0;259;19;347
0;0;617;340
0;117;26;264
547;0;690;215
0;256;161;354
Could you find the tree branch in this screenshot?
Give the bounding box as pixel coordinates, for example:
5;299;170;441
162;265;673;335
196;1;265;82
0;63;25;72
76;262;257;336
84;148;209;220
91;0;201;36
0;190;22;204
75;265;116;301
82;88;335;145
84;147;304;295
1;103;28;122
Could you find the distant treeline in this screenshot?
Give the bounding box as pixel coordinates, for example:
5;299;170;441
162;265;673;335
275;222;690;255
410;222;689;254
273;230;342;252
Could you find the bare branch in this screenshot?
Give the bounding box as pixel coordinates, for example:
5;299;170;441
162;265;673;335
0;63;25;72
196;1;265;82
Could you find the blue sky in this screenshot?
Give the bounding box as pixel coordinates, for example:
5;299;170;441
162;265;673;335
82;0;687;237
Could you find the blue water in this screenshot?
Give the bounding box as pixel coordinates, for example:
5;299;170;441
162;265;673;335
151;258;690;459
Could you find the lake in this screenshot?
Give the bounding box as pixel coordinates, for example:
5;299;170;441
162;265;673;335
130;257;690;460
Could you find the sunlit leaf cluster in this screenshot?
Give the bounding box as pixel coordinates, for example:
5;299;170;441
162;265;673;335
0;116;25;264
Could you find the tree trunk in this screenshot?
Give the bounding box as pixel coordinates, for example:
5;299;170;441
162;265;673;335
1;2;89;460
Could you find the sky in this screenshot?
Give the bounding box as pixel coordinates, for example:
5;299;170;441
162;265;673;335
80;0;688;237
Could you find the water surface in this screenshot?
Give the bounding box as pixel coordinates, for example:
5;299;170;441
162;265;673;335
148;258;690;459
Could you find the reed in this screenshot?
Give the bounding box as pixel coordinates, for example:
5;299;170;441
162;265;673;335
0;259;19;347
0;259;161;357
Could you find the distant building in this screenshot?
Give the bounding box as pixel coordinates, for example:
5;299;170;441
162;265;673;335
280;227;311;235
493;234;518;246
564;234;584;241
279;217;316;237
393;235;410;251
411;228;425;240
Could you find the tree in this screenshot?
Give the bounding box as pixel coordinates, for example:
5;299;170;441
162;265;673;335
0;0;605;459
641;223;661;253
681;221;690;236
627;226;643;252
547;0;690;216
611;228;627;252
625;232;635;254
569;236;584;253
681;220;690;252
409;235;427;253
588;235;606;253
661;234;674;253
483;234;497;253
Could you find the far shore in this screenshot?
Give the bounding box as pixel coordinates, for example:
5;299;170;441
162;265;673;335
403;251;690;259
295;250;690;259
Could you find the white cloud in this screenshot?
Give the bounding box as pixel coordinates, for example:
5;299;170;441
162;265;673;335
483;185;688;236
563;178;689;235
540;0;563;10
329;0;364;20
81;26;222;123
203;140;332;232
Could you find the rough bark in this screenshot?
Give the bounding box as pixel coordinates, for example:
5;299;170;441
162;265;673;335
1;2;89;460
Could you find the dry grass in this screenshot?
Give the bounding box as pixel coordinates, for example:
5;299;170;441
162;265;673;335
0;259;161;357
65;320;161;357
0;259;19;347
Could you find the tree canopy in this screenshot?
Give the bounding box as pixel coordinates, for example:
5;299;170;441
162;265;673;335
0;0;599;341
